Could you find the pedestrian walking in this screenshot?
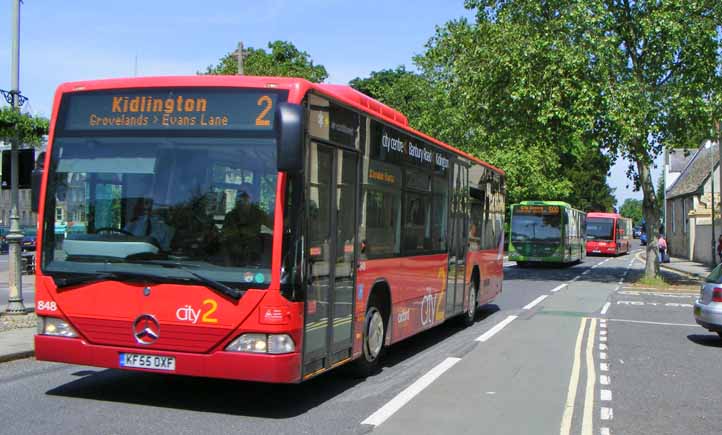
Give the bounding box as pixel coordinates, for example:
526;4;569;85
717;235;722;265
658;234;668;263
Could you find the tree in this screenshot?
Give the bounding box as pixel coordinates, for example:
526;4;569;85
410;6;617;211
656;174;665;227
0;107;48;146
583;0;722;277
425;0;722;277
203;41;328;83
561;147;617;212
620;198;643;227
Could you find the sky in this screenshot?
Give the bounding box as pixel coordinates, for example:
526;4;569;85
0;0;660;206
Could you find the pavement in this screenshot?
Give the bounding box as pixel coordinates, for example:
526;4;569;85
640;251;713;279
0;327;35;362
0;255;36;363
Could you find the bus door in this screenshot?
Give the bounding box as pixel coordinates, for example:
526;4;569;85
303;142;358;376
446;163;469;317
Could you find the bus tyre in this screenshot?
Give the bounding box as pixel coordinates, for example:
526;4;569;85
350;304;385;377
462;282;478;327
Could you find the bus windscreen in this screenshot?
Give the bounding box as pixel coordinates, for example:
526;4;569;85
511;206;562;242
587;218;614;241
41;88;293;291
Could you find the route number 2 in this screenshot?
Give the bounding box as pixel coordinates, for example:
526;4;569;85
201;299;218;323
256;96;273;126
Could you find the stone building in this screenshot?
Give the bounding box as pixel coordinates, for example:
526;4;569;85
665;141;720;264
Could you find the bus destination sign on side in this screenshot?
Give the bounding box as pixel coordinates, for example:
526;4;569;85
516;205;561;215
62;89;280;132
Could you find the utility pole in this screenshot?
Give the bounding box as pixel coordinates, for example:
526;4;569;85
5;0;26;314
236;41;244;75
712;120;722;264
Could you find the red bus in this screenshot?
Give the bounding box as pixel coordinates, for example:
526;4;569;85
33;76;505;383
585;212;632;255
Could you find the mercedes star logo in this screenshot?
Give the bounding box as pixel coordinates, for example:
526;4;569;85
132;314;160;345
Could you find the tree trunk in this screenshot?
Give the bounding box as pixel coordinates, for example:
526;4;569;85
638;160;660;278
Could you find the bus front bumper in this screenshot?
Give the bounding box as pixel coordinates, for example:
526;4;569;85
35;334;302;383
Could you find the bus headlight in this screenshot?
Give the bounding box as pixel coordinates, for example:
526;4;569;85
268;334;295;354
38;317;78;338
225;333;295;354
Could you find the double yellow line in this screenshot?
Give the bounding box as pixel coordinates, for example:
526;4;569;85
560;317;598;435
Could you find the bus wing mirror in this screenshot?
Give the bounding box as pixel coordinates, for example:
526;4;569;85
31;151;45;213
275;102;305;173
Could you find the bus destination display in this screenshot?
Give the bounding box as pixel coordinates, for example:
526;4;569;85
62;89;281;132
516;205;561;215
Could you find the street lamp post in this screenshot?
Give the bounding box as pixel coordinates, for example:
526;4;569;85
5;0;26;314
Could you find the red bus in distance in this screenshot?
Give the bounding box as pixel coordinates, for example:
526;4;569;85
585;212;632;255
34;76;505;383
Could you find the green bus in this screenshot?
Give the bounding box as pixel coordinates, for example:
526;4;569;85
508;201;586;266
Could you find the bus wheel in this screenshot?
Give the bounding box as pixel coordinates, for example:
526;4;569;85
462;281;478;327
350;304;385;377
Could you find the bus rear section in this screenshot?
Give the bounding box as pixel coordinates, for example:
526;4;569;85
586;212;631;255
34;76;506;383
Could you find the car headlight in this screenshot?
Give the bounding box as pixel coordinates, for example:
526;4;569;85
38;317;78;338
225;333;295;354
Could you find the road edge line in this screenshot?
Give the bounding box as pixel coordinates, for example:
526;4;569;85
559;317;588;435
581;318;597;435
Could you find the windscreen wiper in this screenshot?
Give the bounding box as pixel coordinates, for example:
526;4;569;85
124;259;244;300
52;270;167;289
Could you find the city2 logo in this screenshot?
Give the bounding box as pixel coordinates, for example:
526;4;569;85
420;289;440;327
175;299;219;324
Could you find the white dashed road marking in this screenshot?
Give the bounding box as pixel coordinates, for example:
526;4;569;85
362;357;462;426
475;315;518;342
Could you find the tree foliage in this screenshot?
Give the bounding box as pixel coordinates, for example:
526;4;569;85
413;0;722;277
620;198;643;226
350;5;617;211
203;40;328;83
0;106;49;146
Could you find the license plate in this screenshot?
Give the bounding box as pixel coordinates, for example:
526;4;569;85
593;250;601;253
694;306;701;316
119;353;176;371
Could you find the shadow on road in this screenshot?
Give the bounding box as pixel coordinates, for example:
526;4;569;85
378;303;499;370
46;305;500;418
687;334;722;348
48;363;364;418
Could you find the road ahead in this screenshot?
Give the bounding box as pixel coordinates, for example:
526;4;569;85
1;243;719;435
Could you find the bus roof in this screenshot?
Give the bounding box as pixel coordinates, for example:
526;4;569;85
516;200;573;208
52;75;503;175
587;212;624;219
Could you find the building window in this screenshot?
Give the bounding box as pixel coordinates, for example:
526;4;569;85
683;199;688;234
671;201;676;234
55;207;63;222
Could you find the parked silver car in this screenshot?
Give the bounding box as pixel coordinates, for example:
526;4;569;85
694;265;722;337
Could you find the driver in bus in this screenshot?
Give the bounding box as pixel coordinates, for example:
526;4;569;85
220;184;272;265
124;196;174;251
